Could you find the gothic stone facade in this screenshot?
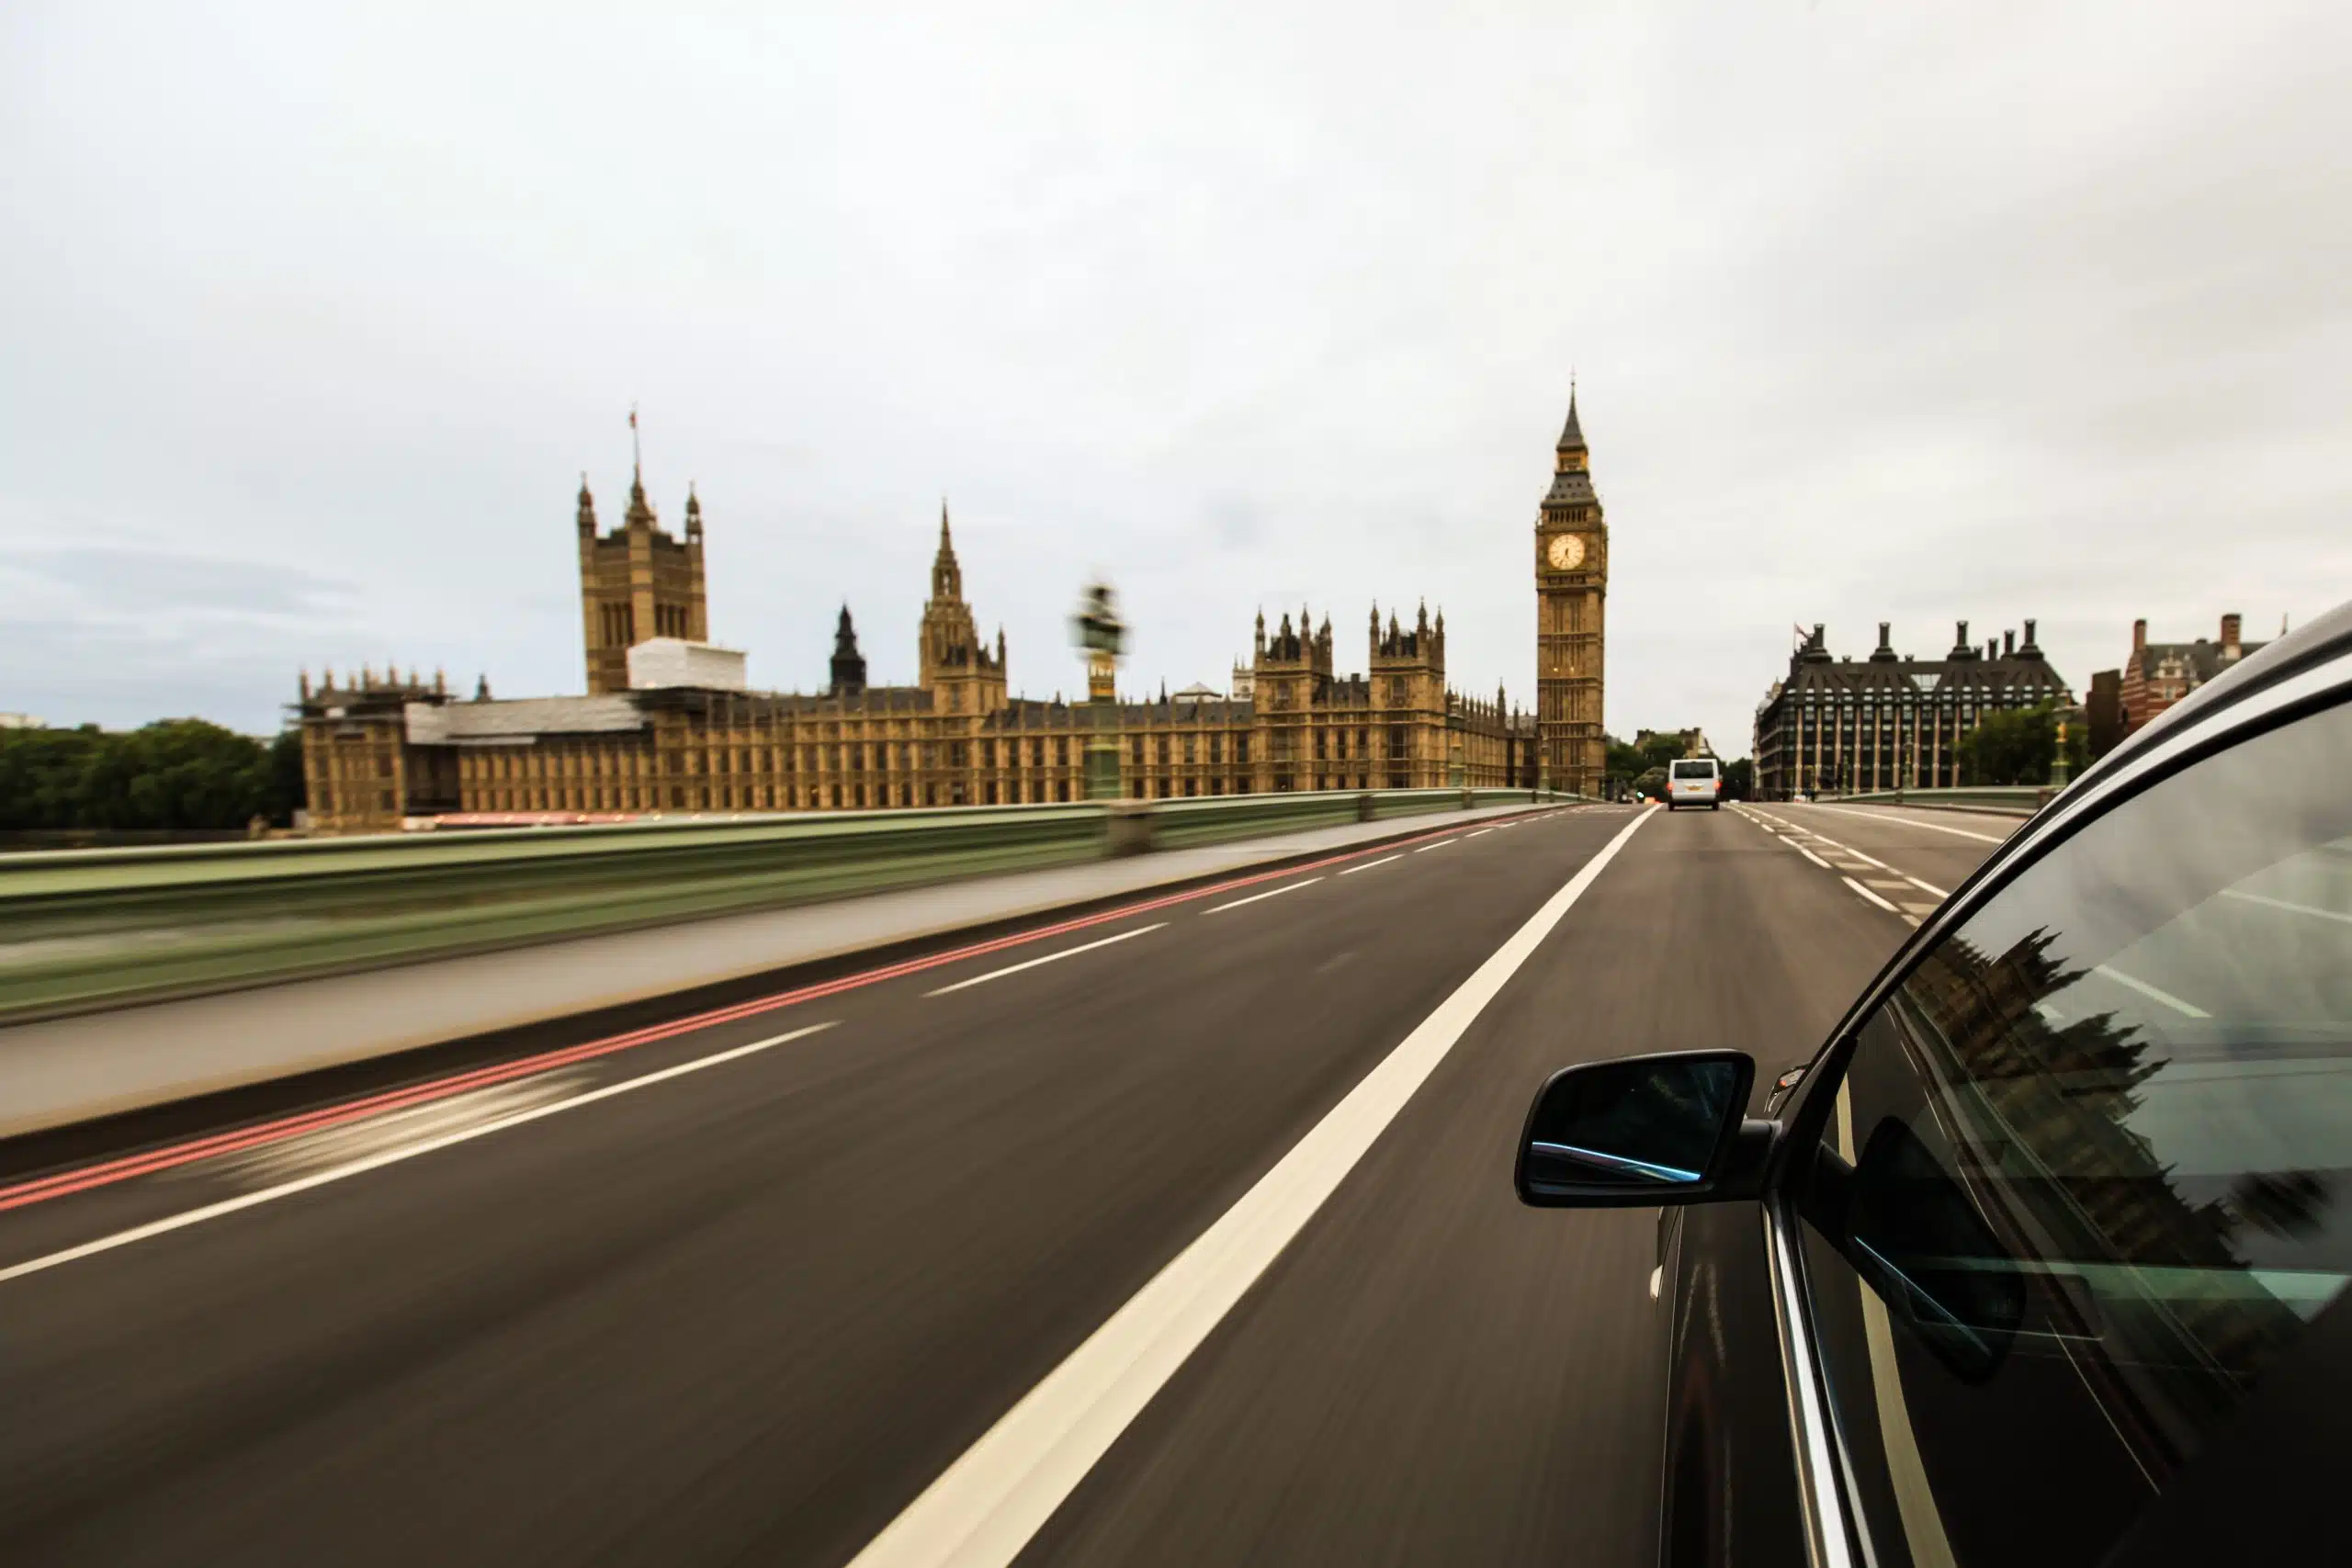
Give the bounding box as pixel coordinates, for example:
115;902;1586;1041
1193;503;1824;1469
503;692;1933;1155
1533;389;1607;795
1752;619;2071;801
577;472;707;694
299;500;1535;832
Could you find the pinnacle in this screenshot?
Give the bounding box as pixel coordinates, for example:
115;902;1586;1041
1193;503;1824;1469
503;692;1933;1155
1557;383;1586;450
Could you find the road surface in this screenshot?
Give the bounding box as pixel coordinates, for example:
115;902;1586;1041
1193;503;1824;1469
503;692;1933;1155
0;801;2006;1566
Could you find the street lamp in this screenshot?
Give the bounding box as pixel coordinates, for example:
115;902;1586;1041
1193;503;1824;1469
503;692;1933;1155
1070;579;1126;801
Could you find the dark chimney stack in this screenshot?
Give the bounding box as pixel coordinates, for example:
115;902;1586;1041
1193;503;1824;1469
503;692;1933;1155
2222;613;2243;655
2004;629;2016;658
2132;617;2147;651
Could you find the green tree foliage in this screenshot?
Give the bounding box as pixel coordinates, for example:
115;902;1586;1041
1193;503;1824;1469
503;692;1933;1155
1638;732;1686;772
0;720;305;831
1604;734;1645;784
1959;704;2087;786
1722;757;1754;800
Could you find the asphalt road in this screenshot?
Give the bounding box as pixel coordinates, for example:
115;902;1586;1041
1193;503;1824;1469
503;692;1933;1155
0;801;2008;1566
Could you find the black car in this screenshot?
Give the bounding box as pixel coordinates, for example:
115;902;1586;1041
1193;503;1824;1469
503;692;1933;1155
1517;601;2352;1568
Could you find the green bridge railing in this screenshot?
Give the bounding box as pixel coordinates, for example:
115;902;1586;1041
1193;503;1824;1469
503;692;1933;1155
0;786;1579;1023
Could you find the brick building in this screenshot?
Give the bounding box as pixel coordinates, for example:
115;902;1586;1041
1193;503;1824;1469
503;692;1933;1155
2110;613;2267;737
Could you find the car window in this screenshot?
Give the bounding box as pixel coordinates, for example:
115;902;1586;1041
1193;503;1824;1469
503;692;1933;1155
1792;697;2352;1568
1670;760;1714;779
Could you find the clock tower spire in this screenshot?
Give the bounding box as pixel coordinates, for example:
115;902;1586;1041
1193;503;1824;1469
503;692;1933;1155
1533;382;1608;795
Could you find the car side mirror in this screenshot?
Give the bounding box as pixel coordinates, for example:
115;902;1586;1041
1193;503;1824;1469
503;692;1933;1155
1515;1050;1771;1208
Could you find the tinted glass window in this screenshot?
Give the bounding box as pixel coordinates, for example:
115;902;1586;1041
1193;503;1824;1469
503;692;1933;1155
1670;760;1715;779
1794;698;2352;1567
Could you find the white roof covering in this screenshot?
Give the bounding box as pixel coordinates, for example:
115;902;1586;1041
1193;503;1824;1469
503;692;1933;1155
405;696;647;745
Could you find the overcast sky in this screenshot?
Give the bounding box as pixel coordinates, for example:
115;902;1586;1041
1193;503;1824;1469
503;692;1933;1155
4;2;2346;751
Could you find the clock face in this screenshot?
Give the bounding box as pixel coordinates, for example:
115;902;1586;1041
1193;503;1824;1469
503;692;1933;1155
1546;534;1587;571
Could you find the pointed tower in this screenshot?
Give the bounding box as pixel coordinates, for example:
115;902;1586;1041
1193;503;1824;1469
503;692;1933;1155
831;604;868;697
577;413;709;693
917;501;1001;714
1533;380;1609;794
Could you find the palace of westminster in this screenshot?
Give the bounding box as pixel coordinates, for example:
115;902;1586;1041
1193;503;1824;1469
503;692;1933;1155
297;396;1613;829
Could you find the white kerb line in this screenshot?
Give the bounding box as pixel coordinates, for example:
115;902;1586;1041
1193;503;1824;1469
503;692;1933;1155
2094;964;2211;1018
0;1023;841;1287
925;924;1168;996
2223;888;2352;927
1843;876;1900;913
1810;804;2006;845
842;807;1657;1568
1338;855;1401;876
1204;877;1324;915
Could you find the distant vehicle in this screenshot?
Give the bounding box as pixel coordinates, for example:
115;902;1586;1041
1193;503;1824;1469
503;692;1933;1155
1515;600;2352;1568
1665;757;1721;810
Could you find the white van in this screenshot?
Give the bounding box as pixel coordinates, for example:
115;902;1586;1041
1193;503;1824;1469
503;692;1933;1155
1666;756;1722;810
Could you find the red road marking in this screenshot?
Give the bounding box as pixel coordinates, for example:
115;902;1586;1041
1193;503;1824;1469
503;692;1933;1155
0;810;1546;1214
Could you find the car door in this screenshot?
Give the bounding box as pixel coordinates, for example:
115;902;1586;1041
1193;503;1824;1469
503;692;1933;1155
1785;693;2352;1567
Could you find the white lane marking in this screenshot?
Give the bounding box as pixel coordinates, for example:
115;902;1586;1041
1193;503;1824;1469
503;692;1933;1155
1338;854;1402;877
1804;805;2007;844
1204;877;1325;915
2094;964;2211;1019
1794;844;1832;870
1819;840;1891;871
2222;888;2352;927
1413;839;1457;853
925;925;1168;996
191;1071;592;1190
1843;876;1900;913
1863;879;1913;892
1898;903;1940;916
0;1024;841;1287
842;808;1657;1568
1466;828;1495;838
1905;875;1950;898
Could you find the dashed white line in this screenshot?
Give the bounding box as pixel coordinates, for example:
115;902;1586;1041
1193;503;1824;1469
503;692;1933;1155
0;1023;842;1287
1843;876;1900;913
1905;875;1950;898
925;925;1169;995
1466;828;1495;839
841;809;1657;1568
1413;839;1458;853
1205;877;1325;914
1338;854;1402;876
1793;843;1832;870
2094;964;2211;1019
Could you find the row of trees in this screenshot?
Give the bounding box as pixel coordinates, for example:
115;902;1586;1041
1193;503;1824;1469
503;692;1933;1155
0;721;307;833
1602;732;1753;801
1956;704;2087;786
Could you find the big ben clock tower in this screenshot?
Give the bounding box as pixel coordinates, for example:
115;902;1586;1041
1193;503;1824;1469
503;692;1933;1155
1534;384;1608;795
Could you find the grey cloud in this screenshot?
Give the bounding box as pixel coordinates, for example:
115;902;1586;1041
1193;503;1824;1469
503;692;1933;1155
3;1;2346;754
